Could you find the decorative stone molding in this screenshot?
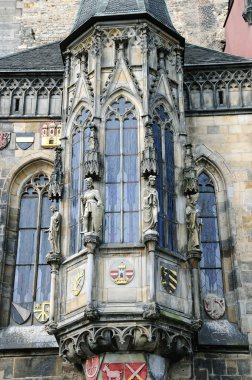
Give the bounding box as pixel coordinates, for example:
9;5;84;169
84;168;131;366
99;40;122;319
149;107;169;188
59;323;192;364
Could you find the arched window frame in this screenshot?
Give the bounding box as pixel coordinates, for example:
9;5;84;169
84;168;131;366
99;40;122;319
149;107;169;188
69;106;92;254
151;103;177;251
103;95;140;244
196;154;236;322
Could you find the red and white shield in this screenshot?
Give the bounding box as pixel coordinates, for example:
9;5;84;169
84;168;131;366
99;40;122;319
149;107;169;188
125;363;147;380
102;363;124;380
0;132;11;150
85;356;100;380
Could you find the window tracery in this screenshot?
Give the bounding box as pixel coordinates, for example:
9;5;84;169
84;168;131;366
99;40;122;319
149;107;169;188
11;173;54;325
104;96;139;243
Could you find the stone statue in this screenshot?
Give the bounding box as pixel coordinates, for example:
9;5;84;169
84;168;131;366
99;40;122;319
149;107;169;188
46;206;61;254
186;193;201;252
81;177;103;235
143;175;160;233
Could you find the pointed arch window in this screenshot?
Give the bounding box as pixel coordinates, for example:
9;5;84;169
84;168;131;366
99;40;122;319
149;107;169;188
70;107;91;254
198;172;224;299
104;97;139;243
152;104;176;251
11;173;55;325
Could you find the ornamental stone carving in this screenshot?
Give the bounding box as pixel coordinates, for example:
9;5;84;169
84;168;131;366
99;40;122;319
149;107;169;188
186;194;202;253
143;175;160;234
45;206;61;255
84;123;100;179
81;177;103;236
204;294;225;320
183;143;198;195
48;146;64;199
141;123;158;178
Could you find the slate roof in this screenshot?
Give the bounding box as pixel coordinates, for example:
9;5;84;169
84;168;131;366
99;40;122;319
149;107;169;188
0;41;251;73
72;0;176;33
0;42;64;72
185;43;252;66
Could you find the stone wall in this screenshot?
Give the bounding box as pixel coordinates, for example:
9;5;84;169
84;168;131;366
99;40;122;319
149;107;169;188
0;0;228;58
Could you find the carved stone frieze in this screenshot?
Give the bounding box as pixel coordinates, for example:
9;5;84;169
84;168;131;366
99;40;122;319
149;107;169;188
59;323;192;364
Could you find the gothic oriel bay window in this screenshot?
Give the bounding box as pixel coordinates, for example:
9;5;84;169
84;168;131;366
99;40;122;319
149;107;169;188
11;174;54;325
105;97;139;243
70;107;91;253
152;105;176;250
198;173;224;301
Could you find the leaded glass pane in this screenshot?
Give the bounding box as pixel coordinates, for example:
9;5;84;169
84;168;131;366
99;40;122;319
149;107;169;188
13;265;34;303
123;183;139;211
106;184;121;212
198;172;214;193
105;213;121;243
105;157;120;183
70;225;77;254
16;230;37;265
20;195;38;228
36;265;51;302
123;129;138;154
71;132;81;169
106;116;120;129
124;114;137;128
201;217;219;242
70;196;78;226
124;212;139;242
105;130;120;155
123;156;138;182
112;97;132;115
198;192;217;217
200;269;224;298
39;231;51;264
41;195;52;228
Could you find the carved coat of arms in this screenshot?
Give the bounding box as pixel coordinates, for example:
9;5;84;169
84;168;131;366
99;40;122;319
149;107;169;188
125;363;147;380
160;265;178;294
0;132;11;150
85;356;100;380
110;261;134;285
33;301;50;323
72;270;85;296
204;293;225;320
102;363;124;380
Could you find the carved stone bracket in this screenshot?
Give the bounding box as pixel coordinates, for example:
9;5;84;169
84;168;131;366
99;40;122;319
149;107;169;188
59;323;192;364
45;321;58;335
141;122;158;178
46;252;62;267
48;146;64;200
84;304;100;321
143;302;160;320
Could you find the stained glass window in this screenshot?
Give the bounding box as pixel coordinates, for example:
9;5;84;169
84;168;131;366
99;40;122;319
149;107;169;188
152;105;176;250
69;107;91;253
198;172;224;299
105;97;139;243
11;173;54;325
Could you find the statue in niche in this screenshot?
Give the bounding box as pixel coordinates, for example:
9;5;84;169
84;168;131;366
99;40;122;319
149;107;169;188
46;206;61;254
186;193;202;252
81;177;103;235
143;175;160;233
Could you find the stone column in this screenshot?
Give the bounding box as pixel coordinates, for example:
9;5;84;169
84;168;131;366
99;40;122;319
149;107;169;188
187;250;202;321
46;252;61;334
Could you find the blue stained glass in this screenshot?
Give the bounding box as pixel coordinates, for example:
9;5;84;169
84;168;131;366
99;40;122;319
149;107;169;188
36;265;51;302
112;97;132;115
71;132;81;169
106;184;121;212
124;114;137;128
16;230;37;264
105;156;120;183
123;129;138;154
70;196;78;226
105;213;121;243
70;225;77;254
198;192;217;217
200;269;224;298
39;230;51;264
41;195;52;228
20;196;38;228
200;243;221;269
84;127;90;150
124;212;139;242
158;215;164;247
105;130;120;155
71;168;79;195
76;109;90;125
106;116;120;129
201;217;219;242
123;156;138;182
198;173;214;193
123;183;139;211
13;265;34;303
157;105;169;121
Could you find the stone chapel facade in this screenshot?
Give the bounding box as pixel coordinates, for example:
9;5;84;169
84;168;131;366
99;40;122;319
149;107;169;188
1;1;252;379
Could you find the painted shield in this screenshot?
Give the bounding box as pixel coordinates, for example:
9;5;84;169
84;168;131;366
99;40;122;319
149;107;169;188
110;261;134;285
85;356;100;380
0;132;11;150
102;363;124;380
33;301;50;324
72;270;85;296
160;266;178;294
11;302;31;325
16;133;34;150
125;363;147;380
